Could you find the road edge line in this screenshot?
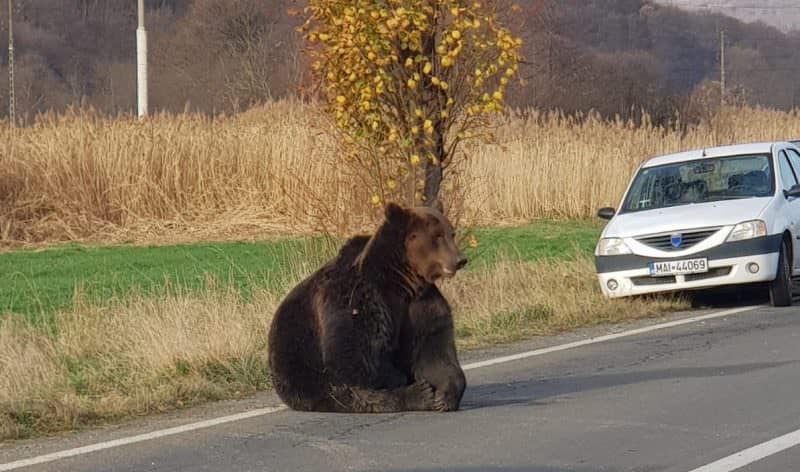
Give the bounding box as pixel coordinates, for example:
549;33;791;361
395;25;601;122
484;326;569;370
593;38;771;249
461;305;761;371
686;427;800;472
0;407;287;471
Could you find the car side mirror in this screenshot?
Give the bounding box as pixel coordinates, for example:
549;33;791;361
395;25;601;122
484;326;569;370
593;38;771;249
597;207;616;220
784;184;800;199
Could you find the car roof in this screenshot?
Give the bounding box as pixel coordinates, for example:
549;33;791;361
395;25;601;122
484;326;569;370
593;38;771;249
642;141;780;168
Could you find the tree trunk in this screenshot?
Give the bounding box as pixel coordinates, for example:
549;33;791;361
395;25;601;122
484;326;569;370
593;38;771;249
423;134;444;205
422;2;445;207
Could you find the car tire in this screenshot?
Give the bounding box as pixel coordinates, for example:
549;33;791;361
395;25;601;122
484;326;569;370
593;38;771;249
769;240;793;307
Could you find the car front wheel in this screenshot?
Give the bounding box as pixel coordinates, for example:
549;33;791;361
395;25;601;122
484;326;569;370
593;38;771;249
769;240;793;307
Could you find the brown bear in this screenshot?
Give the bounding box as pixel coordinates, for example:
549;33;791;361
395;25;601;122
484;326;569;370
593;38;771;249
267;202;467;413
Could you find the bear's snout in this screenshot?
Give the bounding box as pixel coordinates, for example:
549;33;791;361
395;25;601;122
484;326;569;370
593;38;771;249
456;256;468;271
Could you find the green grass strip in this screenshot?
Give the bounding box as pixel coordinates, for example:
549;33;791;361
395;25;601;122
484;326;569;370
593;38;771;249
0;220;604;321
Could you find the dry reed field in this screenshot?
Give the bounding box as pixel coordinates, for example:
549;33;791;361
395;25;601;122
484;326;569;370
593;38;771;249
0;255;685;440
4;101;800;247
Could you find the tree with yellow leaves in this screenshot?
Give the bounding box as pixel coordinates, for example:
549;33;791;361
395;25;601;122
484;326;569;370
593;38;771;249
298;0;523;208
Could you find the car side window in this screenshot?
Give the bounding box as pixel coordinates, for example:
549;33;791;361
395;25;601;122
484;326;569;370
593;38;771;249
787;149;800;182
778;151;798;190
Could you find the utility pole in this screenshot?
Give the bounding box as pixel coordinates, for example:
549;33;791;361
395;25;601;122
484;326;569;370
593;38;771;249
137;0;148;118
7;0;15;125
720;28;726;108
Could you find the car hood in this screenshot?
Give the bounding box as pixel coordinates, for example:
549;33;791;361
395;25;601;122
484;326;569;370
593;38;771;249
604;197;772;238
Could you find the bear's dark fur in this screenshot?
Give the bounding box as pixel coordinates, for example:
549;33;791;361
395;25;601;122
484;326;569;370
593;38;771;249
336;235;467;411
400;283;466;411
268;203;467;413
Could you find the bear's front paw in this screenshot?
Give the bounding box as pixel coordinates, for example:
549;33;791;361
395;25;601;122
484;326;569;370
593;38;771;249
406;380;438;410
433;391;458;412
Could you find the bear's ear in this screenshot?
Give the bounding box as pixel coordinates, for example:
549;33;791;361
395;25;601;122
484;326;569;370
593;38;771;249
384;202;408;224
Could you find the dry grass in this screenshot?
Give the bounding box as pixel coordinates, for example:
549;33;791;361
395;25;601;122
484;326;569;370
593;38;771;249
0;254;686;440
4;102;800;247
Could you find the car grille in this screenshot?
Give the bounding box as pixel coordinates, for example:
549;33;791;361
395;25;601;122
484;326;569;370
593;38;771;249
631;266;732;287
631;275;676;286
636;228;721;251
684;266;732;282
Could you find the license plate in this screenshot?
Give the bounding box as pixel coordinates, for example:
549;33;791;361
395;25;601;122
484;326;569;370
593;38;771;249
648;258;708;277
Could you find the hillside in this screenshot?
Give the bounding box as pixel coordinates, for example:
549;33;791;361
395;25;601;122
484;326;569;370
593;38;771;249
2;0;800;123
658;0;800;32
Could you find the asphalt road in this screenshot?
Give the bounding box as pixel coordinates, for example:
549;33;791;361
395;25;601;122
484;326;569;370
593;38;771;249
2;303;800;472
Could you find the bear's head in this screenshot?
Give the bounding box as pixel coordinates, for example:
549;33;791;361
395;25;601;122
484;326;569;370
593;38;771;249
385;201;468;284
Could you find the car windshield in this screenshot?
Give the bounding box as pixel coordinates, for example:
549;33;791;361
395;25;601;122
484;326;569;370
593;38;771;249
621;154;774;213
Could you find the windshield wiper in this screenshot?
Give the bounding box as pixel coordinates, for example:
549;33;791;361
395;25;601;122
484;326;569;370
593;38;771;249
709;196;749;201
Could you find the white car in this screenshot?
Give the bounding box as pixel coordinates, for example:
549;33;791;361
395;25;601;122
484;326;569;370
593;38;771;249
595;141;800;306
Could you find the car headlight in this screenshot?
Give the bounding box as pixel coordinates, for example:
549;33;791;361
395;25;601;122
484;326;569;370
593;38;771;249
595;238;633;256
726;220;767;242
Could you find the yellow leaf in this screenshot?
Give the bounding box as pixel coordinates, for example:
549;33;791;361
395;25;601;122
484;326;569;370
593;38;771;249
423;62;432;74
407;78;418;89
410;154;421;166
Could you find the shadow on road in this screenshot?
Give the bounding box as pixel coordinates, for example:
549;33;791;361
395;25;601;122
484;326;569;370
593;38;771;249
646;279;800;310
362;467;602;472
460;361;797;410
682;284;772;309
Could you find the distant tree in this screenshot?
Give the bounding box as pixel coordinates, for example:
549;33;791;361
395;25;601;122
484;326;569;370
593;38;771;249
298;0;523;207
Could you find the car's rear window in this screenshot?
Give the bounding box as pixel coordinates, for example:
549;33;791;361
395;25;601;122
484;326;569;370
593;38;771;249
621;154;774;213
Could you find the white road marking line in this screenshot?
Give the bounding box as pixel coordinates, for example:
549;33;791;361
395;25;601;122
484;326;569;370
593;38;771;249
0;407;287;472
687;427;800;472
0;305;762;471
461;305;761;371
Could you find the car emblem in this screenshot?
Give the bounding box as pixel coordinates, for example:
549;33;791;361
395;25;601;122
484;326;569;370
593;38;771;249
670;233;683;248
